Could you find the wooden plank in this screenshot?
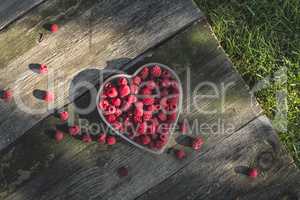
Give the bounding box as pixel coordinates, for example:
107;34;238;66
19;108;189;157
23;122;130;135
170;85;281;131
0;19;263;200
0;0;203;151
0;0;46;31
135;116;300;200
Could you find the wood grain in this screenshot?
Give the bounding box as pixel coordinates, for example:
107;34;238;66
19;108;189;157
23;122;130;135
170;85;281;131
0;0;46;31
136;116;300;200
0;0;202;151
0;19;265;200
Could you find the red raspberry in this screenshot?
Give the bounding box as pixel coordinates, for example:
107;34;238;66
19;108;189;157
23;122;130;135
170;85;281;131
112;121;123;130
143;111;152;121
146;80;157;90
69;125;80;136
151;65;162;77
104;82;112;88
248;168;259;178
118;77;128;85
106;114;116;123
175;149;186;160
143;97;154;105
192;137;204;151
107;135;117;145
55;130;64;142
148;123;157;135
117;166;129;177
134;107;143;117
111;98;121;107
168;96;179;105
119;85;130;97
160;89;169;97
168;113;177;122
128;95;137;103
161;79;171;88
161;70;171;78
82;134;92;143
39;64;48;74
135;101;144;109
99;99;109;110
140;87;152;95
141;135;151;145
168;103;177;112
98;133;107;144
50;23;59;33
106;87;118;98
121;101;132;111
59;111;69;122
2;89;13;102
159;133;169;142
137;122;147;135
132;76;141;85
146;105;156;112
107;105;117;115
158;112;167;122
43;91;54;102
133;115;143;124
115;108;122;117
139;67;149;80
130;84;139;94
160;97;168;108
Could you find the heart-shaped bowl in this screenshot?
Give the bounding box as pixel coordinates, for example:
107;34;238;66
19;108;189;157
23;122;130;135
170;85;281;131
96;63;183;154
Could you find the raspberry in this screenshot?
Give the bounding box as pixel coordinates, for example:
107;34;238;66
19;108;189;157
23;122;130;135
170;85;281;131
148;123;156;135
143;111;152;121
134;107;143;117
141;135;151;145
98;133;107;144
133;115;143;124
143;97;154;105
192;137;204;151
127;95;137;103
107;105;117;114
161;70;171;78
99;99;109;110
106;87;118;98
130;84;139;94
118;77;128;86
135;101;144;109
2;89;13;102
121;101;132;111
132;76;141;85
112;121;122;130
248;168;259;178
160;89;168;97
158;112;167;122
137;122;147;135
104;82;112;88
160;97;168;108
168;103;177;112
59;111;69;122
106;114;116;123
82;134;92;143
119;85;130;97
39;64;48;74
117;166;129;177
167;113;177;122
107;135;117;145
43;91;54;102
175;149;186;160
159;133;169;142
139;67;149;80
55;130;64;142
140;87;152;95
111;98;121;107
146;80;157;90
161;79;171;88
151;65;162;77
168;96;179;105
50;23;59;33
115;108;122;117
69;125;80;136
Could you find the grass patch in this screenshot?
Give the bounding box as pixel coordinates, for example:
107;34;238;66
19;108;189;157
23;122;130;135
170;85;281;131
194;0;300;165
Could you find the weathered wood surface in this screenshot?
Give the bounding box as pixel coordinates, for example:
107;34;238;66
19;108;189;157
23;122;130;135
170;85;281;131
0;0;202;151
0;19;277;200
0;0;45;30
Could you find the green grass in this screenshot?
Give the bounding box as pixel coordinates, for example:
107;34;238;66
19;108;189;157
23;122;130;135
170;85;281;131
194;0;300;165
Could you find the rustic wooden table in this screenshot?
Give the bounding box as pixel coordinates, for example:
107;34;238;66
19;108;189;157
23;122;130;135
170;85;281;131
0;0;299;199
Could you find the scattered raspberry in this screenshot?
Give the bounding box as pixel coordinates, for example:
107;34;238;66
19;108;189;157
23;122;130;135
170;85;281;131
111;98;121;107
107;135;117;145
39;64;48;74
50;23;59;33
59;111;69;122
117;166;129;177
141;135;151;145
248;168;259;178
118;77;128;85
69;125;80;136
151;65;162;77
55;130;64;142
119;85;130;97
192;137;204;151
43;91;54;102
2;89;13;102
98;133;107;144
82;134;92;143
175;149;186;160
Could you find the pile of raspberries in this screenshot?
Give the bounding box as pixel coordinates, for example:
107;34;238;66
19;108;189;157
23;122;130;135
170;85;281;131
98;64;180;151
